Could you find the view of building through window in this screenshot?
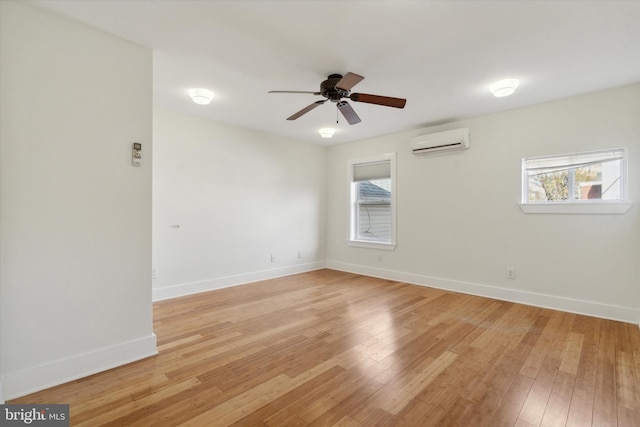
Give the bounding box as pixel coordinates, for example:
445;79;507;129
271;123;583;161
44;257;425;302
356;178;391;243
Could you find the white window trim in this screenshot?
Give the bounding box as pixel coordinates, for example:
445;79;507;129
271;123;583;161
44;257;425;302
519;201;631;214
347;153;396;250
520;148;631;214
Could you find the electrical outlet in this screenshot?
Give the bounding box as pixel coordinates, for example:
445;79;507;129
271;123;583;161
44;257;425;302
298;250;303;259
270;254;276;263
152;268;157;279
377;252;383;262
506;268;516;279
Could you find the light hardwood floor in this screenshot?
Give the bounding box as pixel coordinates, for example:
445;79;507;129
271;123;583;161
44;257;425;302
11;269;640;426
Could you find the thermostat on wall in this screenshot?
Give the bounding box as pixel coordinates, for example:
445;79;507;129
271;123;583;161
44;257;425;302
132;143;142;166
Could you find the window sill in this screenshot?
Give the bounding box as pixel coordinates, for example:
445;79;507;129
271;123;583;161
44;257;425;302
348;240;396;250
519;202;631;214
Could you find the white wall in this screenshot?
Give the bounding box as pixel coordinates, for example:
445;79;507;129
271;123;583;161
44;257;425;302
327;84;640;323
152;109;326;300
0;2;156;400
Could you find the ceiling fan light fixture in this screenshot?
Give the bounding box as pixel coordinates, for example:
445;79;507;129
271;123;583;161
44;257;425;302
189;88;214;105
318;128;335;138
489;79;519;97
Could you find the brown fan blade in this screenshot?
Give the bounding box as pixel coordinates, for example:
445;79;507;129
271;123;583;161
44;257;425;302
286;100;327;120
350;93;406;109
335;72;364;91
269;90;322;95
337;101;361;125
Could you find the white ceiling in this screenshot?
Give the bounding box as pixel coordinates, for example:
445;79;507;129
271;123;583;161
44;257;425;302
29;0;640;144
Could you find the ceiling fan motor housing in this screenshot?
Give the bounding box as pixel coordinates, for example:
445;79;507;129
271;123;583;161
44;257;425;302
321;74;348;102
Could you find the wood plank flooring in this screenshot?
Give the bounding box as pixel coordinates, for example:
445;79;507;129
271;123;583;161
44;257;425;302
11;269;640;426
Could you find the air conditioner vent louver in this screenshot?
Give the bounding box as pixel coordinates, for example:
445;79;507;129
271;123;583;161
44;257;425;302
411;128;469;155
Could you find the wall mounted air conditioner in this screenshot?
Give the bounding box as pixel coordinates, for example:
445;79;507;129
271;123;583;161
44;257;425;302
411;127;469;155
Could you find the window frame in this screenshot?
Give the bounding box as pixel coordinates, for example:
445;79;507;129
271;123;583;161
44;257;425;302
347;153;397;250
520;148;631;214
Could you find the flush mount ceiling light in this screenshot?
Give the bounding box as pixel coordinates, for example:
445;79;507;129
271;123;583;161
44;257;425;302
318;128;335;138
489;79;520;97
189;88;214;105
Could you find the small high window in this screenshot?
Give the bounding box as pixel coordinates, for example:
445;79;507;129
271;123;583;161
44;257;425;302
521;148;630;214
348;154;396;249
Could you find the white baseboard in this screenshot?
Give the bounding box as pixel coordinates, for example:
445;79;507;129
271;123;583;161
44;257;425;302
326;260;640;325
152;261;327;302
2;333;157;401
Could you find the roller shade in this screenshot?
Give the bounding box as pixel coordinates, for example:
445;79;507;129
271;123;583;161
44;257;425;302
353;160;391;182
524;149;624;173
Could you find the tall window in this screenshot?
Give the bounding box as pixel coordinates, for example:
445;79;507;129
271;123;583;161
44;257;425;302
520;148;630;214
348;153;396;249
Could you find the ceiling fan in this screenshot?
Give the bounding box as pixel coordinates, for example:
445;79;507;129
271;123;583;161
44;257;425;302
269;72;406;125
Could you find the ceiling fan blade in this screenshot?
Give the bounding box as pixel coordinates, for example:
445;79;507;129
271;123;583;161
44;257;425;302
269;90;321;95
286;100;327;120
337;101;361;125
335;72;364;91
350;93;406;109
